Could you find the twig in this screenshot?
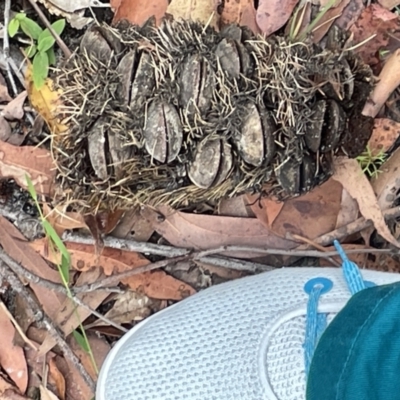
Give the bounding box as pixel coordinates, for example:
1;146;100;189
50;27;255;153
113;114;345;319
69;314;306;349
312;206;400;247
3;0;18;95
0;263;95;392
0;249;127;332
26;0;72;59
0;300;38;350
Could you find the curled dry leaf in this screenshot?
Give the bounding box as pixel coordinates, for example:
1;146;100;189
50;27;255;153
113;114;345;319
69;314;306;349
39;386;59;400
332;157;400;247
371;146;400;211
48;358;65;400
363;49;400;118
218;195;256;218
335;188;359;229
335;0;364;30
0;141;55;196
112;0;168;26
349;4;399;66
167;0;219;29
368;118;400;154
220;0;260;34
256;0;300;36
1;92;28;120
0;306;28;393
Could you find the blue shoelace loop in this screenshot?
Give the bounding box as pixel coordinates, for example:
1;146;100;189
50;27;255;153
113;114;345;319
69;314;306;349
303;240;369;375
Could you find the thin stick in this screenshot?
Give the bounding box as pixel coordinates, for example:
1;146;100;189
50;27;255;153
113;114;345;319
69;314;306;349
26;0;72;59
3;0;18;95
0;263;95;392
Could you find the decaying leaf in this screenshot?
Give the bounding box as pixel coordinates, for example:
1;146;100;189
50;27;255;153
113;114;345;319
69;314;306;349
48;358;65;400
218;195;256;218
39;386;59;400
112;0;168;26
368;118;400;154
246;194;284;228
349;4;400;66
167;0;219;29
377;0;400;9
0;141;55;196
0;306;27;393
335;188;359;229
269;179;343;239
0;117;11;143
220;0;260;34
332;157;400;247
256;0;300;36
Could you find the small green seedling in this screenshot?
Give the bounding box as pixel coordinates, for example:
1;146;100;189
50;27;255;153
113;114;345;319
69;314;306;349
8;13;65;89
26;175;98;374
356;146;387;178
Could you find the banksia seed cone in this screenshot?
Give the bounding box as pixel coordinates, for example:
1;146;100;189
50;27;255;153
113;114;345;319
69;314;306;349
51;18;374;212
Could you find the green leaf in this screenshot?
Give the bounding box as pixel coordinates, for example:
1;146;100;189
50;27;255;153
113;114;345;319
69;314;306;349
73;330;90;353
8;18;20;38
51;19;66;36
19;17;43;40
38;36;55;53
47;47;56;65
15;13;27;21
25;44;37;58
33;51;49;89
25;174;37;202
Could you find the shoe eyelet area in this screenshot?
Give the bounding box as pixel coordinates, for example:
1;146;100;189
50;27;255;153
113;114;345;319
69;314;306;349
304;277;333;295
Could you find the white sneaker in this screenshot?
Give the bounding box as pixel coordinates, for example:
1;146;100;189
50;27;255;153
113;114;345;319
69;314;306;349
96;265;400;400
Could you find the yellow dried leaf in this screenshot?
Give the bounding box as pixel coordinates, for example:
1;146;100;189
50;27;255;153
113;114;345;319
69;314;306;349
26;64;67;136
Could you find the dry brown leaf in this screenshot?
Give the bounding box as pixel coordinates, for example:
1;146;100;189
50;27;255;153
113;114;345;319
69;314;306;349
0;141;55;196
69;333;111;379
368;118;400;154
48;358;65;400
39;386;59;400
0;388;29;400
335;188;359;229
0;376;14;396
0;307;27;393
0;216;65;320
167;0;219;29
112;0;168;26
220;0;260;34
0;117;11;142
335;0;364;31
246;195;284;228
38;268;109;355
122;270;196;300
218;195;256;218
1;92;27;120
0;74;12;103
42;204;88;237
378;0;400;9
256;0;300;36
312;0;351;43
270;179;343;239
371;146;400;211
110;209;154;242
143;205;298;258
90;291;155;326
363;49;400;118
332;157;400;247
349;4;399;66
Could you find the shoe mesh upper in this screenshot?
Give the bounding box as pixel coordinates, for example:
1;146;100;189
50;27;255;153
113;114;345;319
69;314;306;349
101;268;400;400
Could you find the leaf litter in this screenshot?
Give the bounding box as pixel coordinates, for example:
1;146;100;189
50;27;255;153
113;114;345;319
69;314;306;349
3;0;400;398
